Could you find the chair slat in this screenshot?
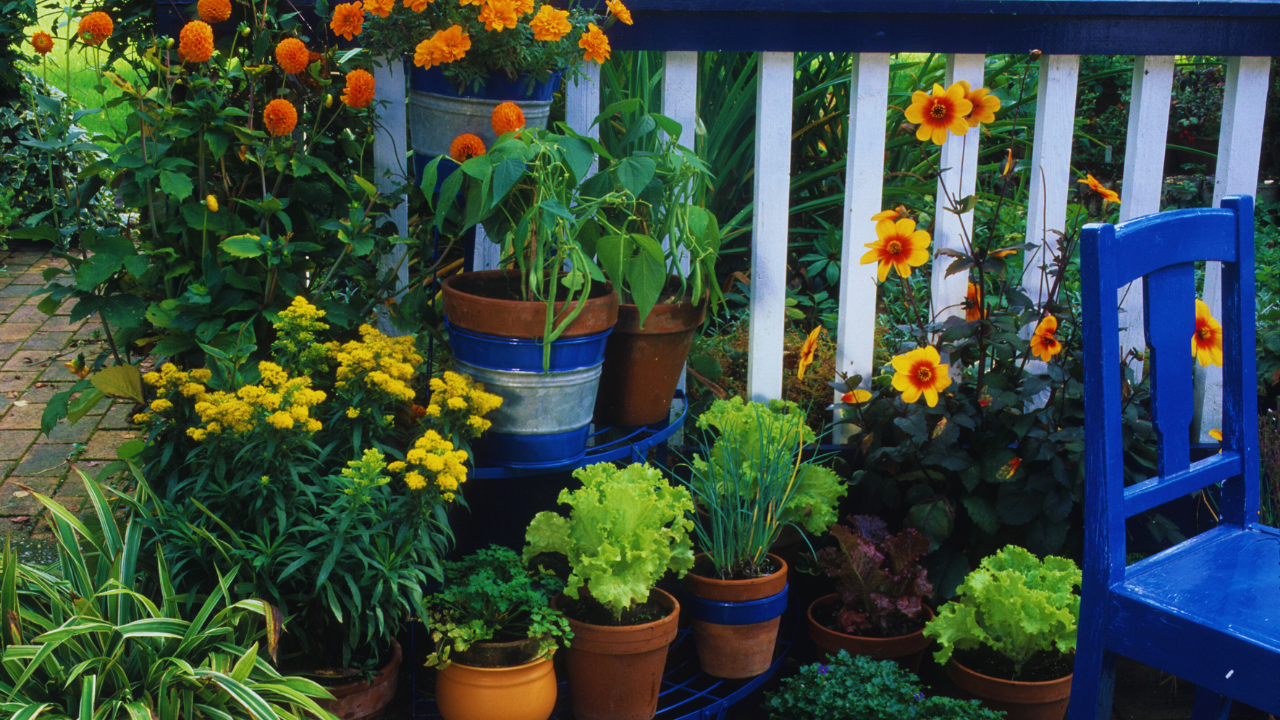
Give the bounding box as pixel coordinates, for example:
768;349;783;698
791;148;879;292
1143;263;1195;478
1109;210;1238;287
1122;451;1242;518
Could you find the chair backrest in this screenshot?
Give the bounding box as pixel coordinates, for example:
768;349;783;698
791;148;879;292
1080;195;1258;585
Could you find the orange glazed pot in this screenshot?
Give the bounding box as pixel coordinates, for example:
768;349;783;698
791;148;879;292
947;656;1073;720
435;654;557;720
682;554;788;679
554;588;680;720
806;594;934;672
317;641;402;720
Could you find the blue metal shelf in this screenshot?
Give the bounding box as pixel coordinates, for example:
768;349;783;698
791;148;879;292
470;392;689;479
410;581;797;720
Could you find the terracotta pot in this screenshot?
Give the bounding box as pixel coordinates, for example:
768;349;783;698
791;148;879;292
554;588;680;720
594;297;705;427
682;554;788;679
442;269;619;339
317;641;402;720
435;653;557;720
946;656;1073;720
806;594;933;672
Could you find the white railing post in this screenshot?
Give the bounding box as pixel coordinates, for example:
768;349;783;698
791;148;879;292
372;56;410;335
930;54;986;326
1118;56;1176;363
566;62;602;174
834;53;890;440
662;50;699;404
1195;55;1272;440
1022;54;1080;307
746;51;794;403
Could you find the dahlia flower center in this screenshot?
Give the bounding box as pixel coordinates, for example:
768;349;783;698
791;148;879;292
930;102;948;120
887;240;903;255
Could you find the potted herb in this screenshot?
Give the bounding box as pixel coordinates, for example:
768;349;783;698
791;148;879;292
523;462;695;720
428;546;572;720
810;515;935;671
680;398;845;679
764;651;1005;720
923;545;1080;720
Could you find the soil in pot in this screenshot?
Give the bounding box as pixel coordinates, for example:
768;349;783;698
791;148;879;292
683;554;788;679
807;594;933;671
315;640;402;720
947;647;1073;720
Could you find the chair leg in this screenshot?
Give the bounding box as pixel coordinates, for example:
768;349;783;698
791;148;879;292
1067;645;1117;720
1191;687;1232;720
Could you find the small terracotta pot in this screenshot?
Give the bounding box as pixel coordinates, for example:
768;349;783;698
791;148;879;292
806;594;934;672
317;641;402;720
442;269;619;339
946;656;1073;720
594;296;705;427
554;588;680;720
682;554;788;679
435;653;557;720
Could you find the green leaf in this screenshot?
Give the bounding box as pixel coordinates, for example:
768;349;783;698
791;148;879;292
491;156;527;204
614;156;656;198
353;174;378;200
594;234;629;289
159;171;194;200
89;365;145;404
556;137;595;181
220;235;266;259
67;389;107;425
625;251;665;329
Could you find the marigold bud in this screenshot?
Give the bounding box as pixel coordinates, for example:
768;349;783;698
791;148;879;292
325;93;333;108
206;194;218;212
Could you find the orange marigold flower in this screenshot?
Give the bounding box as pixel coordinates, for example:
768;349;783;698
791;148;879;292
478;0;518;31
530;4;570;41
840;389;872;404
860;217;931;282
263;98;298;137
796;326;824;380
491;101;525;135
1078;173;1121;204
1193;298;1223;367
459;0;484;5
276;37;309;74
957;80;1001;127
365;0;394;17
78;11;114;46
30;31;54;56
330;2;364;40
341;68;376;109
178;21;214;63
1030;315;1063;362
514;0;533;15
891;346;952;407
579;22;610;63
413;25;469;70
903;81;973;146
963;282;984;321
405;0;432;11
197;0;231;23
450;133;486;161
607;0;632;24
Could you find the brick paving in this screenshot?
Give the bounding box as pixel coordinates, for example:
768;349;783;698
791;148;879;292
0;241;136;543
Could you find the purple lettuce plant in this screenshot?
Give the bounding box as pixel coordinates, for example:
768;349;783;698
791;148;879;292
816;515;934;635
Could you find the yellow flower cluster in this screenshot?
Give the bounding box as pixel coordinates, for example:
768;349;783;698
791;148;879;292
426;371;502;438
328;324;423;402
187;361;326;441
402;429;468;500
137;364;215;424
273;296;332;372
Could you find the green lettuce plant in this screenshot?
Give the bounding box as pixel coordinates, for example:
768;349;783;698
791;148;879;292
923;545;1081;680
523;462;695;620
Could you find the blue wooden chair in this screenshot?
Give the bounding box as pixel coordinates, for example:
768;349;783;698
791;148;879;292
1074;195;1280;720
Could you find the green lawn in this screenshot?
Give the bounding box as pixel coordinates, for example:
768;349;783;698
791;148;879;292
22;29;136;142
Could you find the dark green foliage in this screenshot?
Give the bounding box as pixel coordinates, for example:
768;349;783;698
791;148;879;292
0;0;36;99
765;651;1005;720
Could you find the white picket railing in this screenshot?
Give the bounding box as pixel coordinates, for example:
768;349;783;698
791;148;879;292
370;23;1275;436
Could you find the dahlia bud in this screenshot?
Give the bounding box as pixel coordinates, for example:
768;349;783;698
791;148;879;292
166;37;175;49
206;195;219;212
325;93;333;108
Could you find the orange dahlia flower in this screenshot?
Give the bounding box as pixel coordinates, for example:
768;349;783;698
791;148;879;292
179;21;214;63
870;208;901;223
78;11;114;46
963;282;984;321
263;98;298;137
276;38;310;74
342;68;376;109
957;80;1001;127
1192;298;1223;367
796;326;824;380
860;217;931;282
607;0;632;25
330;2;364;40
450;133;486;162
891;346;952;407
530;4;570;41
478;0;519;31
840;389;872;404
30;31;54;56
491;101;525;135
579;22;610;63
903;82;973;146
1078;173;1121;204
365;0;393;18
197;0;232;23
1030;316;1063;362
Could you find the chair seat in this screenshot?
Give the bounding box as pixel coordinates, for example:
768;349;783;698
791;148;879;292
1108;523;1280;713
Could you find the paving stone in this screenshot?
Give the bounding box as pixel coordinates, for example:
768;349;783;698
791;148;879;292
19;332;71;351
83;430;135;460
12;444;72;477
0;373;36;393
99;403;137;430
0;479;59;514
3;350;53;372
9;272;46;286
0;323;42;342
39;362;80;383
0;403;45;430
0;298;22;316
37;416;99;445
47;493;86;514
0;343;21;361
0;285;37;299
0;518;32;539
39;316;84;332
54;298;77;316
20;382;70;403
0;431;37;460
7;306;50;324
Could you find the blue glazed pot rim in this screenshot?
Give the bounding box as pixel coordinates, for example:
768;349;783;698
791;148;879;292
445;318;612;346
410;66;564;102
685;585;789;626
